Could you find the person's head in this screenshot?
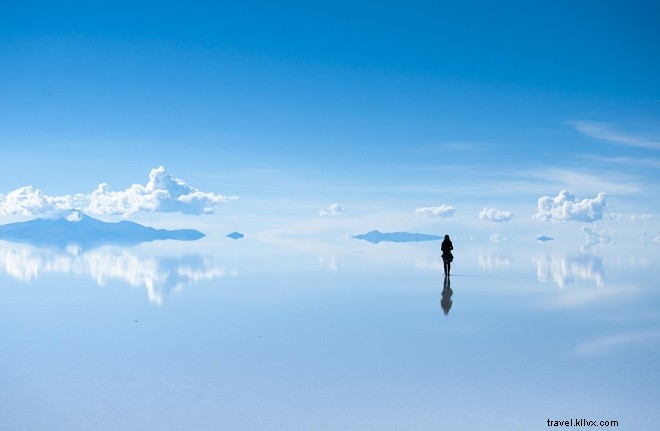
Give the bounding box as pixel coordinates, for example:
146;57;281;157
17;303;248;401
444;234;450;241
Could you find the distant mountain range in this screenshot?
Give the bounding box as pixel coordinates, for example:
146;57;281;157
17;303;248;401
352;230;442;244
0;210;204;248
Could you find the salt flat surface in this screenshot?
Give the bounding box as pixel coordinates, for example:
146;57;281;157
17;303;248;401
1;237;658;430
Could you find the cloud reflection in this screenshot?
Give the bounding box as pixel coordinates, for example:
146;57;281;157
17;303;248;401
318;256;342;272
0;244;233;305
478;254;511;271
414;257;444;272
534;254;605;288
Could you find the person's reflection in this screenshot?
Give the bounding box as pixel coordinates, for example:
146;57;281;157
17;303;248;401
441;275;453;316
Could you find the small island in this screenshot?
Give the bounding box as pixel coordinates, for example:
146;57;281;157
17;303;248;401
227;231;244;240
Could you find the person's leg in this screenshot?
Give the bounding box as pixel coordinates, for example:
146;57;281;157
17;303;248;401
447;262;451;275
443;260;448;275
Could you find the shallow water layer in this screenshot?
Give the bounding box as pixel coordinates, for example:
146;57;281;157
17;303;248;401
1;238;658;430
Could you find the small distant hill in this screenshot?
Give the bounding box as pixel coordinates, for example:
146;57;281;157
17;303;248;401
353;230;442;244
226;231;244;240
0;210;204;248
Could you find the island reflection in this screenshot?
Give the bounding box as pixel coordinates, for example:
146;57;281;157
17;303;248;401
0;243;233;305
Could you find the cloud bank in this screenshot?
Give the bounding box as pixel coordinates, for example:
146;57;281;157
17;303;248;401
479;207;515;223
415;204;457;218
533;190;606;222
0;166;236;217
319;203;343;217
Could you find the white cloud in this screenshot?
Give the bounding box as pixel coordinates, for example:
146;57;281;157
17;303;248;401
0;187;87;216
0;166;237;217
415;204;457;218
533;190;606;222
630;214;652;222
489;233;508;243
609;213;623;220
479;207;515;223
581;226;615;251
319;203;343;217
87;166;236;215
571;121;660;150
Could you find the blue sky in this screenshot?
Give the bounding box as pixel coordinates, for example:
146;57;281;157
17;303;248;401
3;5;660;428
1;1;659;245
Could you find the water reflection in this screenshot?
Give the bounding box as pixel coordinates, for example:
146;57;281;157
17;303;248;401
441;275;453;316
0;244;232;305
478;254;511;271
353;230;441;244
318;256;342;272
534;254;605;288
415;257;444;272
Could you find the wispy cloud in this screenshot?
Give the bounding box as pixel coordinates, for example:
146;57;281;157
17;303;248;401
575;330;660;356
415;204;457;218
521;168;642;195
479;207;515;223
577;153;660;168
438;141;485;151
533;190;606;223
0;166;237;217
571;121;660;150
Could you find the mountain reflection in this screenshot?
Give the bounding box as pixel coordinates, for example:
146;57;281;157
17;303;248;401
0;244;233;305
534;254;604;288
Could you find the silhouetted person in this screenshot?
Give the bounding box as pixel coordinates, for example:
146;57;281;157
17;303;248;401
441;234;453;275
441;275;453;315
